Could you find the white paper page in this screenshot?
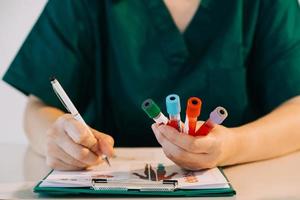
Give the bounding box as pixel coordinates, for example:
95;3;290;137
40;160;229;189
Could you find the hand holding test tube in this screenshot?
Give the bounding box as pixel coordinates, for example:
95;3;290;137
143;96;230;171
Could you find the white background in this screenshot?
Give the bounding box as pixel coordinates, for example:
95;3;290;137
0;0;47;144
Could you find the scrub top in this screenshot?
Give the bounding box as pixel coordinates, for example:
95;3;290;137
3;0;300;147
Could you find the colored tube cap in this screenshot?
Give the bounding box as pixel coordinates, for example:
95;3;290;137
186;97;202;118
142;99;161;119
210;106;228;124
166;94;181;115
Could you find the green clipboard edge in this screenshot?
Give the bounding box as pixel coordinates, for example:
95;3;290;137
33;167;236;197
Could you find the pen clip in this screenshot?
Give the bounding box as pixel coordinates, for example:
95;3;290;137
52;85;71;113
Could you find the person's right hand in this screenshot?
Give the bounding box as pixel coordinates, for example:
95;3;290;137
45;114;114;170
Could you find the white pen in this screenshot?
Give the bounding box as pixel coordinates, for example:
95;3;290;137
50;77;111;166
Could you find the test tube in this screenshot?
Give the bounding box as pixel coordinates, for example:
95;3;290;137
184;97;202;135
166;94;182;132
194;106;228;136
142;99;168;125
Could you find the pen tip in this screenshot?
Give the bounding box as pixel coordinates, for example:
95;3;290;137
105;157;111;167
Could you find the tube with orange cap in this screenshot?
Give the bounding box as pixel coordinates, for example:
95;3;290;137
194;106;228;136
183;97;202;135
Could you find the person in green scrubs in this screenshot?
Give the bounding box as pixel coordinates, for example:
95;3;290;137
3;0;300;170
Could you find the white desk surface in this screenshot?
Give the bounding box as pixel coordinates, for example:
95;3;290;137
1;143;300;199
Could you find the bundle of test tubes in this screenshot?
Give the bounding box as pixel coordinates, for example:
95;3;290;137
141;94;228;136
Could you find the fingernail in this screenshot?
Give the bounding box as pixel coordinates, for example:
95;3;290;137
151;124;156;130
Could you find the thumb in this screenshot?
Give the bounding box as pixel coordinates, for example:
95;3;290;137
92;130;115;157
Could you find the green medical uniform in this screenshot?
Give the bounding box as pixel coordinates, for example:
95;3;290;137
3;0;300;146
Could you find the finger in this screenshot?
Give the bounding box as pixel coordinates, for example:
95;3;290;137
93;131;115;157
61;117;104;155
151;123;164;146
160;135;216;170
158;125;215;153
46;157;83;171
152;124;197;162
59;116;98;149
157;130;196;161
54;131;103;166
153;124;219;169
48;141;87;169
95;130;114;146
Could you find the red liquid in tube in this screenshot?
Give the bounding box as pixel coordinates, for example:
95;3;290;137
196;119;214;136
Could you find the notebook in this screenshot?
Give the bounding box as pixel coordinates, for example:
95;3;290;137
34;148;235;197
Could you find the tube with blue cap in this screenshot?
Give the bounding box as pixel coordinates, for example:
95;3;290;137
166;94;182;132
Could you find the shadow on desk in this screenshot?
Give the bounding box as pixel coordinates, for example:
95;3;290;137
23;146;50;181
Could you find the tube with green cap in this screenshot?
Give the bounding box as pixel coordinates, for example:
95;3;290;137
142;99;168;125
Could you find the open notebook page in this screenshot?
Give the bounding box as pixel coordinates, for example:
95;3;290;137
40;160;229;189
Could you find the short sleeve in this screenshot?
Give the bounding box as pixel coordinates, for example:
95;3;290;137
2;0;97;113
247;0;300;114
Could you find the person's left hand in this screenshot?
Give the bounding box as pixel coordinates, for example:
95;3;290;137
151;123;238;170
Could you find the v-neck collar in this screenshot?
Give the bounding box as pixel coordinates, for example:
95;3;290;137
182;0;209;35
143;0;210;66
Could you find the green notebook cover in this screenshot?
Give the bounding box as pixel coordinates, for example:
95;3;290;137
33;168;236;197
